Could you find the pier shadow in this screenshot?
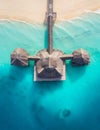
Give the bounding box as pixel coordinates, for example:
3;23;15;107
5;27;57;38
44;28;48;49
66;61;87;82
0;65;31;98
30;100;76;130
6;65;32;91
0;66;24;88
9;66;28;82
33;80;64;95
30;94;72;130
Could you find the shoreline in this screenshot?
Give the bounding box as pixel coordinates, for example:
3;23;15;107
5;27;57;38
0;0;100;24
0;8;100;25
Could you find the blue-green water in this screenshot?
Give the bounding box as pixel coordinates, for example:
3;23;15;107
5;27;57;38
0;12;100;130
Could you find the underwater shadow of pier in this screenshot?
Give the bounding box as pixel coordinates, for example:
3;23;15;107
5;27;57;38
30;85;73;130
9;66;29;82
33;81;64;94
0;66;27;90
7;65;33;89
44;28;48;49
67;61;87;82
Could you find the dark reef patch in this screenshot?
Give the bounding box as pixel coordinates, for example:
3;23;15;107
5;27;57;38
57;108;71;120
62;109;71;118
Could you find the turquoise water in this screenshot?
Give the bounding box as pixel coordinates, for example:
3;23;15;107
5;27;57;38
0;12;100;130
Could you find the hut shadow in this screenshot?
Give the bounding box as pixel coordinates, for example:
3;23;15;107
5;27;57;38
9;66;29;85
33;81;64;95
66;61;87;82
0;65;29;95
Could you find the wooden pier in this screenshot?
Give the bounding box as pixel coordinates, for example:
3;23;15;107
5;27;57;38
11;0;90;81
47;0;56;54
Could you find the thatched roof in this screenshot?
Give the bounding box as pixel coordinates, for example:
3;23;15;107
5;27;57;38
72;49;90;65
36;57;63;78
11;48;29;66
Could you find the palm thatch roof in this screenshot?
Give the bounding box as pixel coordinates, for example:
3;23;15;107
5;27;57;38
36;57;63;78
11;48;29;66
72;49;90;65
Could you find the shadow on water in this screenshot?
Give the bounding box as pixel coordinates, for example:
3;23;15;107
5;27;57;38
44;28;48;49
66;61;87;82
30;62;88;130
33;81;64;95
0;65;88;130
30;81;64;129
30;96;72;130
9;66;29;85
30;103;79;130
0;65;30;94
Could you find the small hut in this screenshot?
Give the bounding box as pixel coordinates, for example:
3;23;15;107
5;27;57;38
11;48;29;66
34;49;66;81
72;49;90;65
36;57;63;78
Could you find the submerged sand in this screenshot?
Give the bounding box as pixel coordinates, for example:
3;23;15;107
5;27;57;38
0;0;100;23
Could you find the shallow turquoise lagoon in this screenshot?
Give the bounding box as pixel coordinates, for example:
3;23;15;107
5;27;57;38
0;12;100;130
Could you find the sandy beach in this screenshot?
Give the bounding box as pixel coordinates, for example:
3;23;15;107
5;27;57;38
0;0;100;23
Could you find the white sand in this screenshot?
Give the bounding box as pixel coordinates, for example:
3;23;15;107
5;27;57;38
0;0;100;23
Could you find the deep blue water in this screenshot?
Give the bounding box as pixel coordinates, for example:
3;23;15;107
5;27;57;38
0;12;100;130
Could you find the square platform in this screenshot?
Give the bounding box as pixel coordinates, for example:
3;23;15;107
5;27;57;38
34;63;66;81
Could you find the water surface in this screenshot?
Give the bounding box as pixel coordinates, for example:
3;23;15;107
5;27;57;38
0;12;100;130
